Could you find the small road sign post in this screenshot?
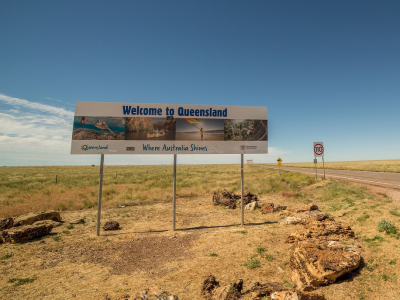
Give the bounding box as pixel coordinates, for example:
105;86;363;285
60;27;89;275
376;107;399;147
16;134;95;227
277;157;282;167
313;142;325;179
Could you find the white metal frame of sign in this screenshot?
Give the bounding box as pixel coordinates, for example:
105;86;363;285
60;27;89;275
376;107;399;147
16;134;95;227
70;102;268;235
313;142;325;179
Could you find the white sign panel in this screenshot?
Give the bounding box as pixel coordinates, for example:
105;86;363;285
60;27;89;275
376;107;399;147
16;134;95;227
70;102;268;155
313;142;324;157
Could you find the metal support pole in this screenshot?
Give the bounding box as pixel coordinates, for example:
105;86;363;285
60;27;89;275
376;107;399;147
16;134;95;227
96;154;104;236
314;159;317;180
241;154;244;226
322;157;325;179
172;154;177;231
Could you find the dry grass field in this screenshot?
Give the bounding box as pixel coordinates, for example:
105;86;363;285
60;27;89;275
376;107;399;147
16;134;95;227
265;159;400;173
1;164;400;299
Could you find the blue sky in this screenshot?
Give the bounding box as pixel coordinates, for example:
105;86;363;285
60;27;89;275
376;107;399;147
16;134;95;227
1;1;399;166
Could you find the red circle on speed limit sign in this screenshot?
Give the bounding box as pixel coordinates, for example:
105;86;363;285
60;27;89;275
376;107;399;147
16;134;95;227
314;143;324;156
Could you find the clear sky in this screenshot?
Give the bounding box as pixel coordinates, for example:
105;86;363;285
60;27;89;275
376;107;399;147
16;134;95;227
1;1;399;166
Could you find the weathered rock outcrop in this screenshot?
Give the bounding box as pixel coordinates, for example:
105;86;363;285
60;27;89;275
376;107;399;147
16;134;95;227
290;240;361;291
13;211;61;227
103;221;120;231
201;276;326;300
1;223;53;244
286;220;355;243
213;190;259;209
261;203;287;214
285;210;328;225
271;290;327;300
245;201;259;210
0;217;14;230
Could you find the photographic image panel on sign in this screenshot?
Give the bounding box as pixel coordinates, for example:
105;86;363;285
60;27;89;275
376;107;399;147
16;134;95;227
124;117;151;140
224;119;268;141
146;117;176;140
72;116;125;140
175;118;224;141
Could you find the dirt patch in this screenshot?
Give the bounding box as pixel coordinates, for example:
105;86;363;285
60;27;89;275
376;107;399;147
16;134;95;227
53;233;199;276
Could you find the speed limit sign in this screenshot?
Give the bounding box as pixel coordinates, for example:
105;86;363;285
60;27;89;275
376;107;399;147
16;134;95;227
313;142;324;157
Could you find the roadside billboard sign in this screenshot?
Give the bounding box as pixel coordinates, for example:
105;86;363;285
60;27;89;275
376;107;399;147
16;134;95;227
70;102;268;155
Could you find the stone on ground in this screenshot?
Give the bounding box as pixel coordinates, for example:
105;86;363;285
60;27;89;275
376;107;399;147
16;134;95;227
285;211;328;225
1;223;53;243
290;240;361;291
103;221;120;231
0;217;14;230
13;211;61;227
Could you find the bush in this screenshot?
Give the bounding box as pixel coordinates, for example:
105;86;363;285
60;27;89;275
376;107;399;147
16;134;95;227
377;219;398;234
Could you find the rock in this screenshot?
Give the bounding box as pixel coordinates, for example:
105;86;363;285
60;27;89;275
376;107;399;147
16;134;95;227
285;211;328;225
245;201;259;210
69;218;85;225
201;275;220;299
261;203;275;213
271;290;326;300
0;217;14;230
13;211;61;227
1;223;53;244
103;221;120;231
201;276;242;300
212;285;241;300
289;240;361;291
261;203;287;214
213;194;237;209
286;220;355;243
296;204;319;213
250;282;285;299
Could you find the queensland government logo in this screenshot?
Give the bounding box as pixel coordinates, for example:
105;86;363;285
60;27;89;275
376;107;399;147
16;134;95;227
81;144;109;151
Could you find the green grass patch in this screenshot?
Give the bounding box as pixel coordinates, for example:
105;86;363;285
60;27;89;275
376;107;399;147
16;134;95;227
2;253;13;260
8;276;37;286
357;213;370;222
209;253;218;257
242;256;261;269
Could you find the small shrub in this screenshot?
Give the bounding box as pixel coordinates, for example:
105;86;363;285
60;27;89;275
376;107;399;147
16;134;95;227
66;224;74;230
243;257;261;269
62;230;70;234
265;254;274;261
382;273;389;281
209;253;218;257
377;219;398;234
256;245;265;256
389;259;396;265
53;236;61;242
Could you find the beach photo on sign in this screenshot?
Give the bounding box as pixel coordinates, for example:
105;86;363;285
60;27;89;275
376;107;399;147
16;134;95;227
175;118;224;141
72;116;125;140
124;117;176;140
224;119;268;141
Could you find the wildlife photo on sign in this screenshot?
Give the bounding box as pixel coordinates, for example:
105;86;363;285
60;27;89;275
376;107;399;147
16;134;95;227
124;117;176;140
224;120;268;141
72;116;125;140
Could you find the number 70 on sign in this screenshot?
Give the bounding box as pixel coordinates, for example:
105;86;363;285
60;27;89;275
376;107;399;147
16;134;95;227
313;142;324;157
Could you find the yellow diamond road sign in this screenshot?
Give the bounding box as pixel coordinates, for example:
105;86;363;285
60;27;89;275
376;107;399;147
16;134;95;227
277;157;282;167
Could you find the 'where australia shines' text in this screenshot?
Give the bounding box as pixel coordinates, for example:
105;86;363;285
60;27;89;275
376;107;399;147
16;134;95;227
143;144;208;152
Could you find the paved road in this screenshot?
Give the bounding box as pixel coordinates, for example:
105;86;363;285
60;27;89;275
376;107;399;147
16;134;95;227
259;166;400;191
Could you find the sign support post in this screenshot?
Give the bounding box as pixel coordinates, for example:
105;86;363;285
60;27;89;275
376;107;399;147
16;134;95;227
313;142;324;180
172;154;177;231
241;154;244;226
96;154;104;236
314;158;317;179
